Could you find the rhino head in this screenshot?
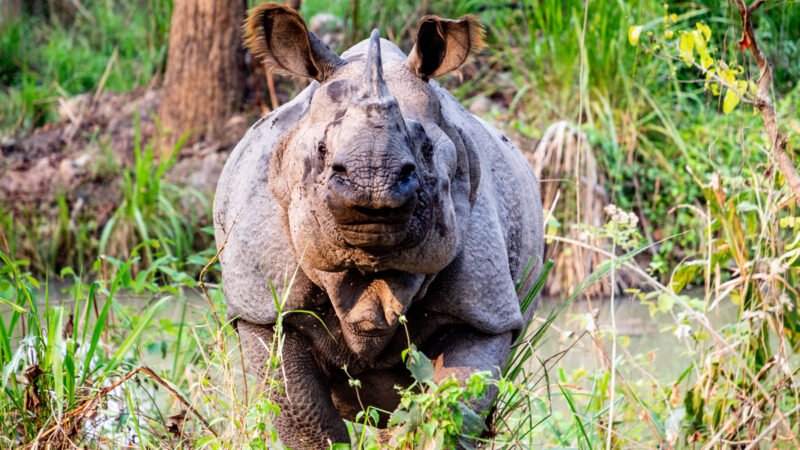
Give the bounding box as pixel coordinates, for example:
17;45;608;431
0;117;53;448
244;4;485;357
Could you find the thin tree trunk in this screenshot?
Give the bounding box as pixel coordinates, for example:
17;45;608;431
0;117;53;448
1;0;22;25
158;0;247;153
735;0;800;202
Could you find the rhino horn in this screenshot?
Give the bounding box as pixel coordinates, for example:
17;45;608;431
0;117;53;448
362;29;391;99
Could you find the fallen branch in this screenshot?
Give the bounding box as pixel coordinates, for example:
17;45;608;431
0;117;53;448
25;366;218;447
734;0;800;201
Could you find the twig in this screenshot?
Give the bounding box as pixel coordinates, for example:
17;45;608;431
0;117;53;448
68;0;95;23
65;46;118;142
94;46;118;100
744;404;800;450
266;71;279;110
197;209;242;332
25;366;217;447
198;243;224;330
734;0;800;202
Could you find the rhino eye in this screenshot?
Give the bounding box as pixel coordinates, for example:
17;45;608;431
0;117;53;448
421;140;433;157
317;142;327;157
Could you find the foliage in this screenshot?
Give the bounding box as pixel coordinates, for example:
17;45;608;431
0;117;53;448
1;136;209;277
0;245;175;446
98;115;201;268
0;0;172;134
388;347;490;449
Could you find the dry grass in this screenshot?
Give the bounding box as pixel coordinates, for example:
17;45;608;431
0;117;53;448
527;120;635;297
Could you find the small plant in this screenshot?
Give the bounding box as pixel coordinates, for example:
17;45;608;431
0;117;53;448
0;244;171;447
99;115;203;272
382;342;490;449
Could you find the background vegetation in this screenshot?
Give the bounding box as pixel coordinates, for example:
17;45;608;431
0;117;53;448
1;0;798;448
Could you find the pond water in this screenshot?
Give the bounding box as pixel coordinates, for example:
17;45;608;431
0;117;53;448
535;293;738;382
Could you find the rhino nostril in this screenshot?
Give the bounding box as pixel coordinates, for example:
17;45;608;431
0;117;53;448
399;163;416;180
332;163;347;175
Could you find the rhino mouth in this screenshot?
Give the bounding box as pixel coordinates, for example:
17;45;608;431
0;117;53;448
347;323;397;337
330;196;419;248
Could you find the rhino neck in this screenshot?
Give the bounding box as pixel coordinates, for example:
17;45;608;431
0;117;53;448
313;269;434;360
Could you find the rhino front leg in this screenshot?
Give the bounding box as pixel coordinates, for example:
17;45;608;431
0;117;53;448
425;327;513;411
237;320;349;449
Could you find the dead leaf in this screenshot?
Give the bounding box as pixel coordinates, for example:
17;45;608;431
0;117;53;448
23;365;43;412
24;364;42;383
63;313;74;339
167;410;187;436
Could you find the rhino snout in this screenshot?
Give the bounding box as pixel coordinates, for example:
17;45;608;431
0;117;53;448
324;161;420;248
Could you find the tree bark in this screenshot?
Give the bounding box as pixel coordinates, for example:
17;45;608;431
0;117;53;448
158;0;247;151
1;0;22;24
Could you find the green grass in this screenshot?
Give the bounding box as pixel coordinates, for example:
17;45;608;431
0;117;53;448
0;0;171;135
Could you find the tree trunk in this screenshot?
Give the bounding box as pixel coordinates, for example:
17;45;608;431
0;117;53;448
1;0;22;24
158;0;247;151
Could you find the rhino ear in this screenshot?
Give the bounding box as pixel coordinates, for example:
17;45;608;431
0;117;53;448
407;15;485;80
244;3;345;81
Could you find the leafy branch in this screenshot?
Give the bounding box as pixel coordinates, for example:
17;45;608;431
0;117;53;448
629;1;799;202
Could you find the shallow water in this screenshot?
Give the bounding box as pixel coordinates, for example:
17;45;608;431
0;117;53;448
535;293;738;382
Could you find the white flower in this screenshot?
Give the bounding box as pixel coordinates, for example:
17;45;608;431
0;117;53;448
584;313;597;333
709;173;721;190
628;212;639;227
776;354;793;377
604;204;618;216
674;324;692;340
767;258;788;279
779;293;794;311
742;310;766;322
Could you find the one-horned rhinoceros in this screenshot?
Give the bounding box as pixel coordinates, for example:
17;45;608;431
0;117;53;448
213;3;543;448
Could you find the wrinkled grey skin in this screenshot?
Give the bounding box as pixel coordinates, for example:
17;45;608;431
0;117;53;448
214;32;543;448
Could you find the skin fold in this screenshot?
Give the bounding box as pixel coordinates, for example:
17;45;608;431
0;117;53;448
213;4;544;448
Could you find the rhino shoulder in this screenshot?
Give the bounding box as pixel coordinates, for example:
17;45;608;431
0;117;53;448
423;83;544;335
213;83;318;325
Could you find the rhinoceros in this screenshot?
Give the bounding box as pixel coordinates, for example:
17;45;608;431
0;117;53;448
213;3;544;447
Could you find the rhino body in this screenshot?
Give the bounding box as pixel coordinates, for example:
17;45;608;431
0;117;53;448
213;4;543;447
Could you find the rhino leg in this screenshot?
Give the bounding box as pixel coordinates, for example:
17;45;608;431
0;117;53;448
237;320;349;449
425;327;513;412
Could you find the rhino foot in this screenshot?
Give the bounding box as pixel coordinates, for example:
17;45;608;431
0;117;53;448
238;320;349;449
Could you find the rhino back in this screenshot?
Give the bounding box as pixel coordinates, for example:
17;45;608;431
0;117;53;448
213;85;317;325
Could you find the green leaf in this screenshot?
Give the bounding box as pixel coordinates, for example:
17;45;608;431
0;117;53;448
0;297;25;314
679;31;695;64
628;25;643;46
459;403;486;436
406;345;435;383
670;261;702;294
696;22;711;41
98;295;170;385
779;217;799;228
657;293;675;313
723;88;740;114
